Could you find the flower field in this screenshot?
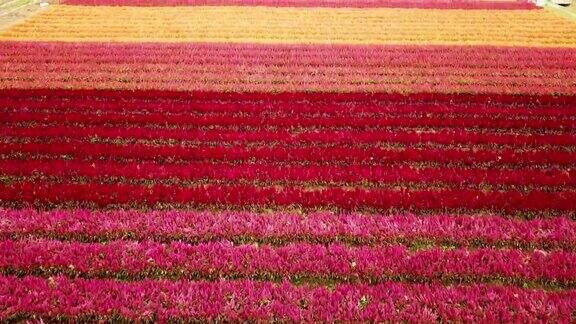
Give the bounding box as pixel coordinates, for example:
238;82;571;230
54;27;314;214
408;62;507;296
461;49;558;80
0;0;575;322
2;43;576;93
3;6;576;45
58;0;539;9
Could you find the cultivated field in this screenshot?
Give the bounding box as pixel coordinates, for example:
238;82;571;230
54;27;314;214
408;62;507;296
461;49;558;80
0;0;575;321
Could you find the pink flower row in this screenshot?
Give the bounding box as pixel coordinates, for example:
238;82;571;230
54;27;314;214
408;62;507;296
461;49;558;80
8;64;574;83
1;275;573;322
3;43;571;69
7;72;575;95
1;182;575;211
6;79;575;95
2;43;576;94
1;239;575;284
2;209;574;249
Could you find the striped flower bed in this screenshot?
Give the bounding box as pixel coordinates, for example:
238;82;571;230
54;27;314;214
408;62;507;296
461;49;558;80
0;0;575;321
2;43;576;94
58;0;539;9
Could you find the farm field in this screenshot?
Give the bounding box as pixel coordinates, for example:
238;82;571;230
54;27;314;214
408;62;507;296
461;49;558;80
0;0;575;322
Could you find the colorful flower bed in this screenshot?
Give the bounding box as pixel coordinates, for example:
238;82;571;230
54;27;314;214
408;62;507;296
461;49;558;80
58;0;539;9
2;6;576;45
0;0;575;321
2;43;576;93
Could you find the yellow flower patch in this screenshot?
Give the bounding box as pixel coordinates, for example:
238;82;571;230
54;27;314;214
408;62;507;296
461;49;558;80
1;5;576;47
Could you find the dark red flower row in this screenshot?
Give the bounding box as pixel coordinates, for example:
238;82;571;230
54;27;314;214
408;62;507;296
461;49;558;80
3;142;574;166
2;95;574;117
3;125;576;146
1;182;575;211
1;88;576;106
3;111;574;130
1;159;574;187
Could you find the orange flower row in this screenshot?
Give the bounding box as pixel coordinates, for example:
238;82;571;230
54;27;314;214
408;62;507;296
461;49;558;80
2;5;576;46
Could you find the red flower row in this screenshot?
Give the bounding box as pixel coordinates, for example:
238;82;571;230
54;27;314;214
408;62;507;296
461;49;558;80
3;142;574;166
3;110;574;130
2;88;575;106
1;159;574;187
2;90;575;115
1;182;575;211
4;125;576;147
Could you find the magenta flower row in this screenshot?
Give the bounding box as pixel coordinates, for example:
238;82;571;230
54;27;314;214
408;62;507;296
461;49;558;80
1;239;575;283
1;275;573;322
1;209;574;249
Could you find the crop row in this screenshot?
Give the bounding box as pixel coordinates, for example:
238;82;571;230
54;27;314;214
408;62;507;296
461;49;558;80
1;275;574;322
4;74;576;96
2;89;576;108
3;126;576;147
1;239;575;286
3;47;575;95
1;159;574;187
4;97;574;118
2;182;575;212
3;97;576;117
3;142;575;166
9;64;574;81
3;111;574;130
2;209;574;249
3;78;575;97
7;75;576;96
4;42;575;64
1;89;575;123
3;6;575;47
59;0;538;9
2;157;575;188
